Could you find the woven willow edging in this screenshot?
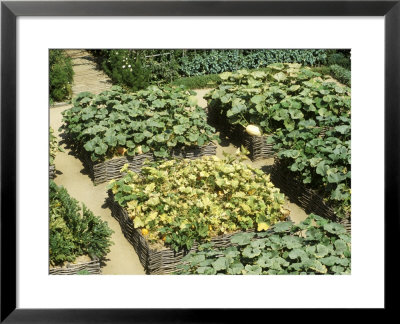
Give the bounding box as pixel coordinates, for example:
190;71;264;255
49;258;101;275
207;108;275;161
109;192;262;275
49;165;56;179
83;143;217;185
83;152;154;185
243;133;275;161
243;126;331;161
224;125;275;161
269;160;351;232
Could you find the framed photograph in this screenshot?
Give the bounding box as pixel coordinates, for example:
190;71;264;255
1;0;397;321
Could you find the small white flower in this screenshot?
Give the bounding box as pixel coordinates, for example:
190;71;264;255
128;64;131;68
130;69;133;72
122;65;125;68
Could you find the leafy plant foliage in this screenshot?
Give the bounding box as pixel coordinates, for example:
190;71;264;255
175;214;351;275
49;181;114;266
205;63;351;219
179;49;328;77
327;51;351;70
329;64;351;87
109;155;287;252
60;85;219;162
49;49;74;103
90;49;329;89
98;50;151;91
205;63;350;133
50;127;64;166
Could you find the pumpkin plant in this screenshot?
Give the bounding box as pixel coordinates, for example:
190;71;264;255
108;154;287;252
272;115;351;219
176;214;351;275
60;85;219;162
206;63;351;219
205;63;351;135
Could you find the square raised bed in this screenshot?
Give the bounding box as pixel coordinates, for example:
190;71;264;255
109;191;255;275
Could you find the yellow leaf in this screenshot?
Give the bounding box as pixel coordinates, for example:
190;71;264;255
149;211;158;221
257;222;269;231
240;203;251;213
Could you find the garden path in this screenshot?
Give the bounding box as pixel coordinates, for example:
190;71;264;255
51;50;145;274
66;49;113;96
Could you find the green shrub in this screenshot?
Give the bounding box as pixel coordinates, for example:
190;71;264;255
49;180;114;266
146;53;181;84
101;50;150;91
91;49;181;85
329;64;351;86
49;50;74;103
327;51;351;69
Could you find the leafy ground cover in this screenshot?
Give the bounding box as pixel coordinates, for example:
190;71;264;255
49;181;114;266
169;65;347;90
205;63;351;219
170;74;221;89
176;214;351;275
60;85;219;162
108;154;288;252
179;49;328;77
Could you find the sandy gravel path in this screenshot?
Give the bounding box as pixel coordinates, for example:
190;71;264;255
51;50;145;274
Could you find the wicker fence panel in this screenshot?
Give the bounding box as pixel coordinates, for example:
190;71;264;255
84;152;154;185
269;160;351;232
243;133;275;161
207;107;275;161
49;259;101;275
109;193;256;274
84;143;217;185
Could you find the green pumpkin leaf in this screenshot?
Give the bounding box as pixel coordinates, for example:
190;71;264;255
173;125;186;135
244;264;262;275
212;257;228;271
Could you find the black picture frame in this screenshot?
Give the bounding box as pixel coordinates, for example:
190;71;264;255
1;0;397;321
